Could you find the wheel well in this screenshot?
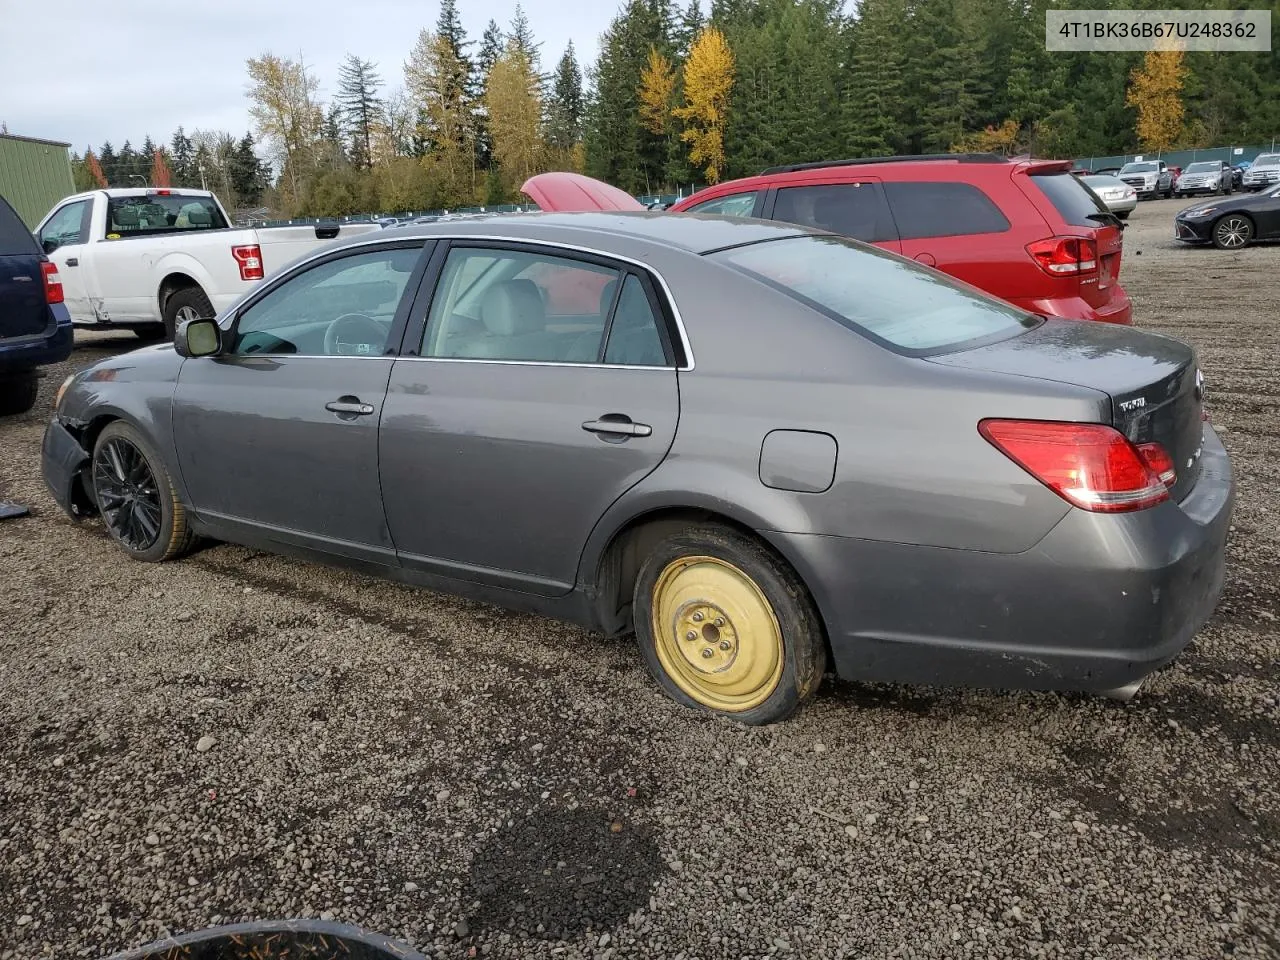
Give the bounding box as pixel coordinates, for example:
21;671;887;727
1217;211;1255;228
158;273;202;315
592;508;830;658
66;414;122;517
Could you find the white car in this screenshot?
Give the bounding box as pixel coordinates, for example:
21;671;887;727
1242;153;1280;192
1080;174;1137;218
1174;161;1232;198
33;189;380;339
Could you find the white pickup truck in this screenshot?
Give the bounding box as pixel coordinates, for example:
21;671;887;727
33;188;381;339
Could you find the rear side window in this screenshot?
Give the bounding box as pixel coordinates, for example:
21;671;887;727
771;183;897;243
105;193;228;237
0;195;39;255
883;182;1010;239
685;192;759;217
713;235;1037;355
1028;173;1110;228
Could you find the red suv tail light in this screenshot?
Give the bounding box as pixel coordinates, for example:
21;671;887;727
1026;237;1098;277
979;419;1173;513
232;244;264;281
40;260;64;305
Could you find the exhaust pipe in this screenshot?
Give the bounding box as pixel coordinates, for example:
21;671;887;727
1101;678;1145;702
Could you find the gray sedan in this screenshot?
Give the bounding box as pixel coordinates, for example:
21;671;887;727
41;214;1233;724
1080;174;1138;218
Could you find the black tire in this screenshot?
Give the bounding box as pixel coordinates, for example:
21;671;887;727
0;371;39;416
1212;214;1254;250
134;323;166;341
632;524;826;725
1116;211;1130;220
91;421;196;562
162;286;215;341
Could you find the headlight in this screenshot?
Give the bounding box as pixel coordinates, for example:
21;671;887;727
54;374;75;411
1188;207;1218;218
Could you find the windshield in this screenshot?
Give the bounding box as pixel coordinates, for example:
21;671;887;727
1252;154;1280;169
1185;162;1220;173
1120;162;1159;174
711;235;1038;355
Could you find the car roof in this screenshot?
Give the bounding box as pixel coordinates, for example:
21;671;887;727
355;211;811;256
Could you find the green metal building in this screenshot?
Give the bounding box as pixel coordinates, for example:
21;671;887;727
0;133;75;229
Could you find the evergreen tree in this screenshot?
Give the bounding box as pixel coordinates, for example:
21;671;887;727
546;42;585;151
674;0;706;59
473;19;506;170
98;142;118;186
509;3;541;71
230;133;268;205
170;128;195;185
117;140;140;184
336;54;384;169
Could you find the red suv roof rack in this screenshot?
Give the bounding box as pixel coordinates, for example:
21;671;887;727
759;153;1010;175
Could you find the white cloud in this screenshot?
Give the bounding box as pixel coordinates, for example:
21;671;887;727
0;0;611;151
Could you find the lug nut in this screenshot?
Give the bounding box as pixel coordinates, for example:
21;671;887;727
702;648;714;659
685;631;697;641
692;612;704;622
719;640;731;651
714;618;725;627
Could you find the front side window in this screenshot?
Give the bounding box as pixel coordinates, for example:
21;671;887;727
40;200;90;248
231;246;422;356
884;182;1010;239
105;193;228;237
423;246;668;366
685;192;759;217
772;182;896;243
712;234;1037;355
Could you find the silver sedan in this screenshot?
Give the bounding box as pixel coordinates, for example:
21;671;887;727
1081;175;1138;218
41;213;1233;724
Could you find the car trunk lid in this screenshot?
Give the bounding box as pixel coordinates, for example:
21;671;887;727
930;320;1206;501
521;172;647;212
0;196;51;341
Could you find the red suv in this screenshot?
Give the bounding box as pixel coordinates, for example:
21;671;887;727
667;154;1132;324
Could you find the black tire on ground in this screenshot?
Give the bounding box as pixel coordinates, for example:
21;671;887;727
161;286;215;341
91;420;197;563
632;523;827;725
0;371;38;416
1116;211;1130;219
133;323;166;341
1212;214;1254;250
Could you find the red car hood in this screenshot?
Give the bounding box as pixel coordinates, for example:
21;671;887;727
521;172;646;212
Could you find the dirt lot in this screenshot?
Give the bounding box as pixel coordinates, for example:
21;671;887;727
1;199;1277;960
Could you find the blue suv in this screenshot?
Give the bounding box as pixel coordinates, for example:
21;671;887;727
0;192;72;415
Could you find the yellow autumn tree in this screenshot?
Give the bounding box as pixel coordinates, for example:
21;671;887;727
486;42;544;195
675;27;735;184
951;119;1021;155
638;47;676;136
1126;49;1187;153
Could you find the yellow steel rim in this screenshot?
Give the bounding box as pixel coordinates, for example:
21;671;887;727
650;555;784;713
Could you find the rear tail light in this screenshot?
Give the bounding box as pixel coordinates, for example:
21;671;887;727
40;260;64;305
979;419;1172;513
1026;237;1098;276
232;244;264;281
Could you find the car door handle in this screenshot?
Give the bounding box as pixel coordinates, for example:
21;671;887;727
66;257;78;266
325;398;375;417
582;416;652;439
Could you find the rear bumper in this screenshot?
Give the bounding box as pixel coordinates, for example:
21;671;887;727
1013;285;1132;325
0;306;73;373
769;425;1234;695
41;417;91;518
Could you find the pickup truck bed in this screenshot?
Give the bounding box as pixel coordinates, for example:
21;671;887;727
34;188;380;338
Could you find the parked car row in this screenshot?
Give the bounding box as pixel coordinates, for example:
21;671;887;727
1175;181;1280;249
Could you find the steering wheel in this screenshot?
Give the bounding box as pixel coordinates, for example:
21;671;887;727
323;313;387;356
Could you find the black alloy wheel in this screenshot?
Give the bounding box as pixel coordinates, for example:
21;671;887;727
92;435;164;551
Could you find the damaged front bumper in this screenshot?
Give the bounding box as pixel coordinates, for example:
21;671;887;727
41;418;93;519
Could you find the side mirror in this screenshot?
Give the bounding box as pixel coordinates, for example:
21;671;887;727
41;237;59;254
174;318;222;358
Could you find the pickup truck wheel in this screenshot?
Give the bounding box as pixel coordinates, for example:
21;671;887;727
162;287;215;341
0;371;39;416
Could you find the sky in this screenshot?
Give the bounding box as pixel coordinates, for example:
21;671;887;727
0;0;614;153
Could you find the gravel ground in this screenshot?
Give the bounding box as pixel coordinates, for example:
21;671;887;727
1;198;1277;960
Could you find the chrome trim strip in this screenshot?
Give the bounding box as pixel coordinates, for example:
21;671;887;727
217;230;697;372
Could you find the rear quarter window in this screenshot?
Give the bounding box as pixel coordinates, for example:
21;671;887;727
883;182;1010;239
1031;173;1111;227
0;195;38;256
